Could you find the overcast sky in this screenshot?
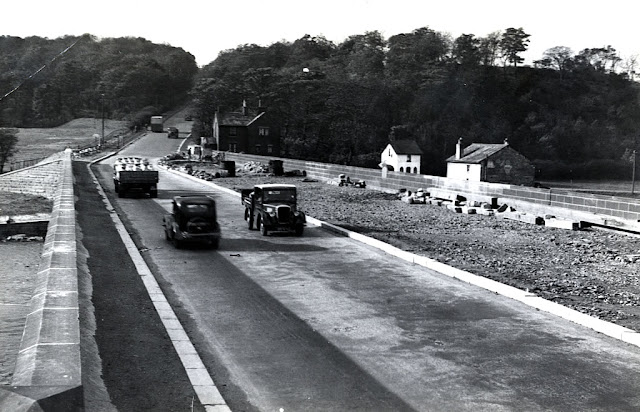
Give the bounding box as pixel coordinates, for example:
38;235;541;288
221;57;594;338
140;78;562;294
4;0;638;67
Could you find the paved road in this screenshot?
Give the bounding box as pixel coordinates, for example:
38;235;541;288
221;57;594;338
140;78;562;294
78;132;640;411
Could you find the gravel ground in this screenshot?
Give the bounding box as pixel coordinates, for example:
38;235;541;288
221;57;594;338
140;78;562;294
207;172;640;333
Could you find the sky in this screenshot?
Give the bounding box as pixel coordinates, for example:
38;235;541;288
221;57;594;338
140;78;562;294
3;0;639;67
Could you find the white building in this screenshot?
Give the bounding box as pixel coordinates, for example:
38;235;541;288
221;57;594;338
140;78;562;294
380;140;423;174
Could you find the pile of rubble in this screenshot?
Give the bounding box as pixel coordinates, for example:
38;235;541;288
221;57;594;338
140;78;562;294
239;161;269;174
3;234;44;242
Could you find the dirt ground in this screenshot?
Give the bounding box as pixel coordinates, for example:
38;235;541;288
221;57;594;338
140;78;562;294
207;171;640;333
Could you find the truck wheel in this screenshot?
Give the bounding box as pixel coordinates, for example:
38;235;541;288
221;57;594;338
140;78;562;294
259;220;268;236
209;238;219;249
246;210;254;230
149;190;158;198
295;224;304;236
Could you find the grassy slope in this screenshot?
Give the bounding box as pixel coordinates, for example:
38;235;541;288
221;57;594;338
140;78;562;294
0;193;52;216
12;118;128;163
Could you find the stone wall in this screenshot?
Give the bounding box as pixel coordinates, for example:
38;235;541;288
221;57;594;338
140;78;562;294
0;156;64;199
7;150;83;410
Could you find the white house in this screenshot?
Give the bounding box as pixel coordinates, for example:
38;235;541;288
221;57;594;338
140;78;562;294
380;140;423;174
446;138;535;185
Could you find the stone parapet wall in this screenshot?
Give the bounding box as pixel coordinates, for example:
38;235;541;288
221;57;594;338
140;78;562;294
224;152;640;230
7;150;82;410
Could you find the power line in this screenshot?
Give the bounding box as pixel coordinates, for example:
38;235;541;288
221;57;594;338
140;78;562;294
0;36;83;103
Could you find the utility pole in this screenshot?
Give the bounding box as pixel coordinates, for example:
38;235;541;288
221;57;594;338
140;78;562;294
633;149;637;195
100;94;105;146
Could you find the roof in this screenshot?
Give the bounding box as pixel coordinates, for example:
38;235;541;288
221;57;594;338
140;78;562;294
217;109;265;127
173;196;215;206
389;140;423;155
256;184;296;190
446;143;509;163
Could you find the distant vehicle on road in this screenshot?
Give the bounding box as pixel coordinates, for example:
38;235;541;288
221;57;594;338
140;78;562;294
167;127;179;139
242;184;305;236
150;116;163;132
163;196;221;249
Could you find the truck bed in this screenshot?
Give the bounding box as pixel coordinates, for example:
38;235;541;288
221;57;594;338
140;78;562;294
116;170;159;183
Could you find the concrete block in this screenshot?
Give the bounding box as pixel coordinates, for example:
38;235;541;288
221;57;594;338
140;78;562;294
461;206;477;214
446;204;462;213
545;218;579;230
477;208;495;216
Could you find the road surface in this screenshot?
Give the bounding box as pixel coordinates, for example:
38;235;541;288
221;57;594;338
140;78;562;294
76;131;640;411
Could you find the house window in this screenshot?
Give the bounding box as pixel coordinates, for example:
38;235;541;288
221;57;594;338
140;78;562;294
228;143;237;152
399;167;404;172
413;167;418;173
255;144;261;153
258;126;270;136
229;127;237;136
407;154;412;162
466;165;470;172
388;148;392;156
267;144;273;154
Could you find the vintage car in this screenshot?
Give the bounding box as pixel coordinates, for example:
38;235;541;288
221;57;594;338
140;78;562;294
241;184;305;236
163;196;221;248
167;127;179;139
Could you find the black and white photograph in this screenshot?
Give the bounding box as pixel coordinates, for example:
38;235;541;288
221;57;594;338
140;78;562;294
1;1;640;411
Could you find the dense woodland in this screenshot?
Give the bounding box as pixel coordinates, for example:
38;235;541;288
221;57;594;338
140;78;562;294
1;29;639;179
0;34;197;129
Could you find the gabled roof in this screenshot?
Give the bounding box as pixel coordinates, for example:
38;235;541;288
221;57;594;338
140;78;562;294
217;111;265;127
389;140;423;155
447;143;509;163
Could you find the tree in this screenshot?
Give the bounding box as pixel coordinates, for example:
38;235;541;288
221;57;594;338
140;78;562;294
0;128;18;173
478;31;501;66
536;46;573;78
500;27;530;67
452;34;481;68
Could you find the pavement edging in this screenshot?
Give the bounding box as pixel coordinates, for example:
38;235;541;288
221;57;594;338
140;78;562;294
165;167;640;349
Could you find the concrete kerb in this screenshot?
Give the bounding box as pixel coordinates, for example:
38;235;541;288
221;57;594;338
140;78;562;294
163;167;640;349
2;150;83;412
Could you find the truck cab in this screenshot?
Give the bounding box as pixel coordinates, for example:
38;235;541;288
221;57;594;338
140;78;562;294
163;196;221;248
242;184;305;236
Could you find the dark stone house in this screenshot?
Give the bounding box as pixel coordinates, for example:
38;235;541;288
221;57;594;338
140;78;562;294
446;139;535;185
212;101;281;156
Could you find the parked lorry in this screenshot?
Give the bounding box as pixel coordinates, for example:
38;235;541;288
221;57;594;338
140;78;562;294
150;116;163;132
163;195;221;249
113;156;159;198
241;184;305;236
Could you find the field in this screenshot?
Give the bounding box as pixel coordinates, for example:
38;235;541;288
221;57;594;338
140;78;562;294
10;118;129;165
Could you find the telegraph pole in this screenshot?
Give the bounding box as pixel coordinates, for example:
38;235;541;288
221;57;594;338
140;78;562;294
100;94;105;146
633;149;637;195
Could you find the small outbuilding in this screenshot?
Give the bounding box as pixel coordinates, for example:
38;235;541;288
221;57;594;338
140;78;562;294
380;140;423;174
446;138;535;185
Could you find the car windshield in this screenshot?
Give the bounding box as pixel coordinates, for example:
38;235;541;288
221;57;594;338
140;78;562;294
264;189;296;203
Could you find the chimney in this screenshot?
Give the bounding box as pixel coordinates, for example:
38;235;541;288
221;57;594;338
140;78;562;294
258;99;266;114
503;138;509;145
455;138;464;160
242;99;248;116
